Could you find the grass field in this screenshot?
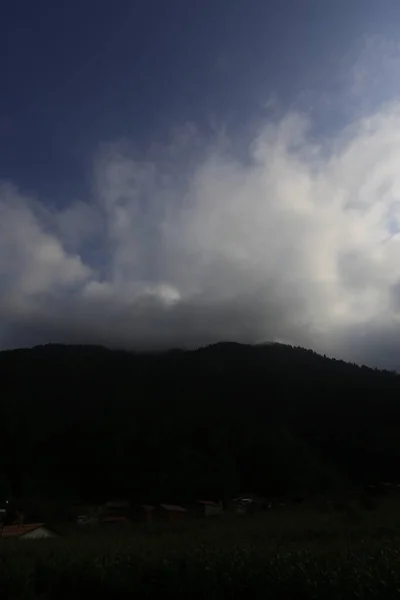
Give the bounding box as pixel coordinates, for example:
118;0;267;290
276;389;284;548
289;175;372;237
2;497;400;599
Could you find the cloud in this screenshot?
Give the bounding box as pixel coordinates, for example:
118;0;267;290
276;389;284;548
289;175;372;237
2;88;400;368
0;184;90;307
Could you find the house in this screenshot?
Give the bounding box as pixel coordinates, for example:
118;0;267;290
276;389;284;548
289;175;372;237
98;515;130;526
140;505;155;523
231;495;263;515
157;504;187;522
130;505;156;523
71;504;101;522
0;523;58;540
96;500;131;523
103;500;130;515
197;500;224;517
99;500;130;520
77;515;98;526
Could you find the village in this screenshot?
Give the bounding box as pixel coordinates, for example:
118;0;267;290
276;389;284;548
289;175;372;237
2;483;400;541
0;495;274;540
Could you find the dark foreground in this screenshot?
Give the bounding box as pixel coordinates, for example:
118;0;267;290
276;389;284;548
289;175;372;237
2;500;400;599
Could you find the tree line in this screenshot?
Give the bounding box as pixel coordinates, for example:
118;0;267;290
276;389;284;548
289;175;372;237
0;341;399;516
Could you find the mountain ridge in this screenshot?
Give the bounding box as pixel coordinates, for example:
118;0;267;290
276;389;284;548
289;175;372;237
0;340;399;508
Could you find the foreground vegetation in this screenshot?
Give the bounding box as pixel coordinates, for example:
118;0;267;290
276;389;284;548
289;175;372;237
3;500;400;599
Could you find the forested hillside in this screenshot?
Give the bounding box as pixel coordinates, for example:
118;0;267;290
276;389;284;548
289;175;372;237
0;342;399;508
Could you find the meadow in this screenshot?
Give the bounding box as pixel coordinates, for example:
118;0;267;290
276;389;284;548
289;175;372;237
2;497;400;599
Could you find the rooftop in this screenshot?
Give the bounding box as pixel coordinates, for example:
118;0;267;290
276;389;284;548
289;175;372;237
0;523;47;538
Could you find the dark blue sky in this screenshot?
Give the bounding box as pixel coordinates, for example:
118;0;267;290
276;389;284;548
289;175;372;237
2;0;400;365
2;0;400;204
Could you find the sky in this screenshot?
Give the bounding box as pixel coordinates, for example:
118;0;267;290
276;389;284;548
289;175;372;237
2;0;400;368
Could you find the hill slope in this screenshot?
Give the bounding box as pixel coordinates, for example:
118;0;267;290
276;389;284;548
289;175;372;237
0;342;399;507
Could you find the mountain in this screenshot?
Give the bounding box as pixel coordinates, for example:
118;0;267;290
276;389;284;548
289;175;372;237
0;342;399;510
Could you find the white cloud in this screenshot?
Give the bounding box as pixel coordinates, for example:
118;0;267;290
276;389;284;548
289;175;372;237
0;184;90;310
2;99;400;367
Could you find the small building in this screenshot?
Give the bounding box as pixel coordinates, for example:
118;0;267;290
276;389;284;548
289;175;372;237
197;500;224;517
71;504;101;521
231;495;263;515
77;515;98;526
98;500;131;523
130;505;156;523
157;504;187;522
98;515;130;526
103;500;130;515
140;505;155;523
0;523;58;540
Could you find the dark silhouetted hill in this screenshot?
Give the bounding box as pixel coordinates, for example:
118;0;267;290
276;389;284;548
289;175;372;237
0;342;399;508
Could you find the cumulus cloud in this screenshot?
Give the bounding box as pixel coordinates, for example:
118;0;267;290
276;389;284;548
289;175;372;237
0;184;91;306
2;96;400;368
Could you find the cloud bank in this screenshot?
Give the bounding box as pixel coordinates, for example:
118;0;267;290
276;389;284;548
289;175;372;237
2;100;400;368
